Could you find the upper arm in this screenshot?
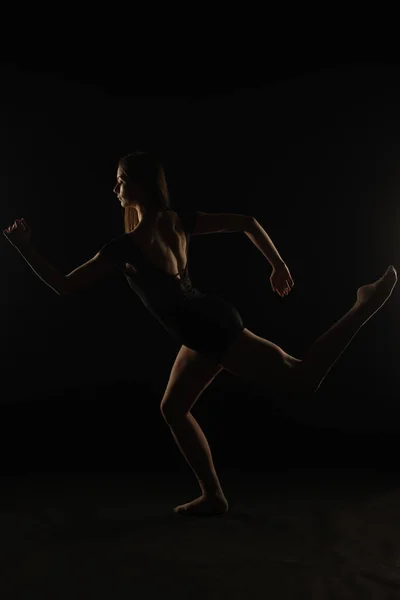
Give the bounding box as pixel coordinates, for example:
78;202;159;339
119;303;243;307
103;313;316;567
64;251;116;295
191;212;255;235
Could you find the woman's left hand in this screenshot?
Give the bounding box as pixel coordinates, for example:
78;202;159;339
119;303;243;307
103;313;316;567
270;262;294;298
3;218;32;248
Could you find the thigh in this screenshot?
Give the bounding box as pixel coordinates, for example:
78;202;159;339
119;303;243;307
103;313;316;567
160;345;223;422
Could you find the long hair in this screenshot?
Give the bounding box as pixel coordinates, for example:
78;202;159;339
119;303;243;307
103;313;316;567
118;151;171;233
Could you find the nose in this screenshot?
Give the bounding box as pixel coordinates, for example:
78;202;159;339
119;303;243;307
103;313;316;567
113;183;119;195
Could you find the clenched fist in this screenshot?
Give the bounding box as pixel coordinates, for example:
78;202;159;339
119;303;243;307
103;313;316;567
3;218;32;248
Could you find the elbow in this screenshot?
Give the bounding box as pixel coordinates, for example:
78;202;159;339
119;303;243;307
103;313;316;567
58;277;72;296
244;216;257;233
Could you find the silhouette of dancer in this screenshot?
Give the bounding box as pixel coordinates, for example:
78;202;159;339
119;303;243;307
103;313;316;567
4;151;397;516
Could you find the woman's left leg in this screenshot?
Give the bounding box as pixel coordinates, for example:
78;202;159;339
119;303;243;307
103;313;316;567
160;345;228;515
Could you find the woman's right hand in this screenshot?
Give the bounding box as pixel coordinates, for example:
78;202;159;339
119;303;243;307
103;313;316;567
3;218;32;248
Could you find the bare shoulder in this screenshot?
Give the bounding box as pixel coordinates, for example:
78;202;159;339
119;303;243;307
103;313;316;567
165;209;184;231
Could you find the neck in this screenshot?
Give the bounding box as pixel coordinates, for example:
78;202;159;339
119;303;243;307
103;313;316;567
135;208;166;232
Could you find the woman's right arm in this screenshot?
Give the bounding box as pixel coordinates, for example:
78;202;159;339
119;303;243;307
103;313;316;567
64;252;116;295
4;219;117;295
12;246;115;296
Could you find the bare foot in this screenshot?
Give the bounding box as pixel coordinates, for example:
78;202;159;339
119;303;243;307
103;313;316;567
174;492;229;517
355;265;397;323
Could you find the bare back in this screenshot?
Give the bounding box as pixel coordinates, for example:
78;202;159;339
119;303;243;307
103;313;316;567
125;210;188;280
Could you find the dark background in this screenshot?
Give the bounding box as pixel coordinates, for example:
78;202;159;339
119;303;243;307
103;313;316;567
1;50;400;474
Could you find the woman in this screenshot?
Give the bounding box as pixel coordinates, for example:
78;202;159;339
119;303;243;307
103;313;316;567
3;151;397;517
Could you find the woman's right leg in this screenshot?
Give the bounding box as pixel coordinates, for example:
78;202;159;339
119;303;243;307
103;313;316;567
296;266;397;391
220;266;397;393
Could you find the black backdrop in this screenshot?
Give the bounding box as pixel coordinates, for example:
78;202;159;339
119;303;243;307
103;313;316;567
1;63;400;473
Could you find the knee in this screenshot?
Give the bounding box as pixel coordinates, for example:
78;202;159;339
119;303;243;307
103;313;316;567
160;402;185;425
288;360;318;394
160;402;170;422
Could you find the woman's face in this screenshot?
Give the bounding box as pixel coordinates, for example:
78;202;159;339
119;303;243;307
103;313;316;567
113;167;143;207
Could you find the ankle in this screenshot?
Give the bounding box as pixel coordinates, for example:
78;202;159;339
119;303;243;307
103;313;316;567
200;482;224;497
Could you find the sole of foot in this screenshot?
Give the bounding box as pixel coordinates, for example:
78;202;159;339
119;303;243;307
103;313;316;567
355;265;397;322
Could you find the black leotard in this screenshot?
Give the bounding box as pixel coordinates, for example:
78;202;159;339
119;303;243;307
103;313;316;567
99;210;245;363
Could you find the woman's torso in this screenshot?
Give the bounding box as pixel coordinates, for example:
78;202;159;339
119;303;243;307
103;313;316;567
125;210;189;280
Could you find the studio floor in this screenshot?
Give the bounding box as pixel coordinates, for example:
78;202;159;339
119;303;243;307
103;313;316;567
2;467;400;598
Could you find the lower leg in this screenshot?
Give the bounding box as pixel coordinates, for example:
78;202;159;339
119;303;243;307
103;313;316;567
297;266;397;392
297;304;365;392
165;412;225;497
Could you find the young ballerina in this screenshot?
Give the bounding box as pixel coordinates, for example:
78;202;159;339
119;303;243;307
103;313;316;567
3;151;397;516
